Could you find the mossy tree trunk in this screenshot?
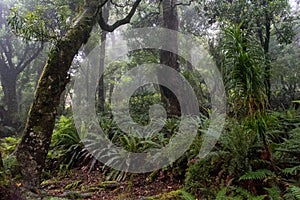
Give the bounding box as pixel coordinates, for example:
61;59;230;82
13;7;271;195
15;0;142;188
15;1;99;187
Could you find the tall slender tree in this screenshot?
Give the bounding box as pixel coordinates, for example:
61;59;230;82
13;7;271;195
159;0;181;117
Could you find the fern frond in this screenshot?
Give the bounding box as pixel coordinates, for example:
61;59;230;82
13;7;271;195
239;169;275;181
290;185;300;200
215;187;227;200
282;165;300;175
264;186;282;200
178;190;196;200
235;187;266;200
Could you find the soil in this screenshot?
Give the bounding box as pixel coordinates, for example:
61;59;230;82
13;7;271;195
42;168;183;200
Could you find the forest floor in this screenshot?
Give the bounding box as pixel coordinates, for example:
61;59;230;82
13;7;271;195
40;168;183;200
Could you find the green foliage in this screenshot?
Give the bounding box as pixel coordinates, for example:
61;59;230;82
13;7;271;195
2;155;19;174
264;186;282;200
222;23;267;116
0;137;20;178
274;110;300;176
0;137;20;157
129;92;161;125
239;169;275;181
270;39;300;104
215;186;266;200
282;165;300;176
184;108;300;199
103;129;167;181
184;112;285;198
8;0;78;42
47;115;89;170
289;185;300;200
147;189;196;200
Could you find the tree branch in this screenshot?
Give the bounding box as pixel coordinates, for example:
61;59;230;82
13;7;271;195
0;37;14;70
16;43;44;74
271;19;291;44
16;45;33;70
98;0;142;32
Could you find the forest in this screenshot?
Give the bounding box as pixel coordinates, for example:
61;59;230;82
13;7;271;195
0;0;300;199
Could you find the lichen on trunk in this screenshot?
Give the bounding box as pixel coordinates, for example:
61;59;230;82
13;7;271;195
15;1;99;188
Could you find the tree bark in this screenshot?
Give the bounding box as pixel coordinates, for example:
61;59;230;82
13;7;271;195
15;0;142;188
0;70;18;126
264;11;271;102
15;1;99;187
159;0;181;117
256;1;272;103
97;3;110;113
0;151;3;170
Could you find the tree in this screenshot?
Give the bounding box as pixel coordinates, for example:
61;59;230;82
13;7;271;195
14;0;142;188
222;23;266;116
159;0;181;117
198;0;295;101
0;2;43;127
97;2;110;113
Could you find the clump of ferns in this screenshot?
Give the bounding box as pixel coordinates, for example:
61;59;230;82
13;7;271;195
47;116;91;172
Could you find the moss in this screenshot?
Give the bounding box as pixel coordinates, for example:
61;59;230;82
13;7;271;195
3;154;21;177
146;189;195;200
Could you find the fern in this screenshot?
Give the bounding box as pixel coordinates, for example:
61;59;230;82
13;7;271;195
239;169;275;181
179;189;196;200
290;185;300;200
234;187;266;200
282;165;300;175
215;187;228;200
215;186;266;200
264;186;282;200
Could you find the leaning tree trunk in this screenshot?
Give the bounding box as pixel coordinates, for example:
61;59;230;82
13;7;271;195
15;0;142;187
159;0;180;117
15;1;99;188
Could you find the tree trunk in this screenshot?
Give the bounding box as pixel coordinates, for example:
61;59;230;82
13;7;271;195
15;1;99;187
159;0;181;117
264;12;271;102
15;0;142;187
0;151;3;170
0;70;18;127
256;1;272;103
98;3;110;113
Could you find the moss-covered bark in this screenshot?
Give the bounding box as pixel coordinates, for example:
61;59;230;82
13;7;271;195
15;0;142;188
15;1;99;187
